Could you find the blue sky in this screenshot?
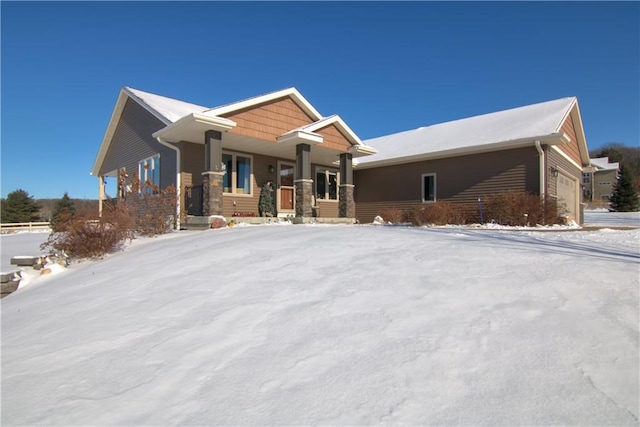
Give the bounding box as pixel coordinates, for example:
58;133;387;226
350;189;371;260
2;1;638;200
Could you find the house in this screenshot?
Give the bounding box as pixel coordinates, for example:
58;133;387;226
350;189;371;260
91;87;377;228
92;89;591;227
353;97;590;224
583;157;620;204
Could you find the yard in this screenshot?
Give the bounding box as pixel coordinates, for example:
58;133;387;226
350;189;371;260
1;215;638;425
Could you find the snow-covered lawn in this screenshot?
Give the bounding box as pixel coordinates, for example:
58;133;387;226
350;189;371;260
0;231;49;271
2;225;639;425
584;209;640;227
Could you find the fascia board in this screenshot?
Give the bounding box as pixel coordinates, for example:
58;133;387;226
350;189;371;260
91;90;129;176
152;114;237;142
276;130;323;145
357;134;564;170
206;87;323;121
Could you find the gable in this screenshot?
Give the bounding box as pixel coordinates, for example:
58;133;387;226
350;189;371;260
221;96;316;143
558;112;582;165
99;98;168;176
314;124;351;152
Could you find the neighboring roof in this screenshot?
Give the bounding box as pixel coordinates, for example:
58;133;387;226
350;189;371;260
590;157;620;171
358;97;581;167
125;87;210;124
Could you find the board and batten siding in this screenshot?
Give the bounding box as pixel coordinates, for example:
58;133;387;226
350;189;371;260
221;97;315;143
354;147;540;223
99;98;176;189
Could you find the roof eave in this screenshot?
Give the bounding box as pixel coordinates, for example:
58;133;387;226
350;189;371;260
357;134;565;169
152;113;237;143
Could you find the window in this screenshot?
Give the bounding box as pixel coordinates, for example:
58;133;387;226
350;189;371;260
316;168;338;200
222;152;252;195
139;154;160;195
598;181;611;186
582;173;591;184
422;173;436;202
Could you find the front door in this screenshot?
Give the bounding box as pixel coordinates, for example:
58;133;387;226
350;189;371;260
278;162;295;215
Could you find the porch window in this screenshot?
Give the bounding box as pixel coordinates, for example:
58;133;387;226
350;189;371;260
222;152;253;195
422;173;436;202
139;154;160;195
316;168;338;200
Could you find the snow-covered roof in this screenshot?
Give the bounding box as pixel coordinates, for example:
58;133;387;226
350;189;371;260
590;157;620;171
125;87;210;124
358;97;578;167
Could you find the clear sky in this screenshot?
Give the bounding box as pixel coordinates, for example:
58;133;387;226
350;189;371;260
2;1;638;200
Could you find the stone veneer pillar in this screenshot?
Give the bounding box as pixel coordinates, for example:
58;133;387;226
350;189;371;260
202;171;225;216
339;184;355;218
295;179;314;217
339;152;355;218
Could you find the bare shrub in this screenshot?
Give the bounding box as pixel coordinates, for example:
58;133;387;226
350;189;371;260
408;201;467;226
40;205;135;259
482;192;562;226
380;207;406;224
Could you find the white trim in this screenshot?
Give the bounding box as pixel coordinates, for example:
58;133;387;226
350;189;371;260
221;151;254;197
152;113;237;143
314;166;340;202
357;134;567;169
551;145;583;171
554;166;580;219
156;136;181;230
421;173;437;203
205;87;323;121
276;131;323;146
123;87;172;126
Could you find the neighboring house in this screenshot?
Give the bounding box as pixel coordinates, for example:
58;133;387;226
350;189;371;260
583;157;619;203
354;97;590;224
91;87;377;227
92;89;591;227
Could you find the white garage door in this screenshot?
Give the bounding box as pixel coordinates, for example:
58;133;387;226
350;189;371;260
557;172;577;219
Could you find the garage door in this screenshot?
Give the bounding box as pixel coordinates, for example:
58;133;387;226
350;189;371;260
557;172;577;219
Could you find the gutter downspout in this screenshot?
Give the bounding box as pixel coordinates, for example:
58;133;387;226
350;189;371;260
535;140;545;199
157;136;181;231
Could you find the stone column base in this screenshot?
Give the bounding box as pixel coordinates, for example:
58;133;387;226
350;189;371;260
202;171;225;216
295;179;313;218
339;184;355;218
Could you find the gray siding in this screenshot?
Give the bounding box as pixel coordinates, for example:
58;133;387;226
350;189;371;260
354;147;540;223
99;98;176;189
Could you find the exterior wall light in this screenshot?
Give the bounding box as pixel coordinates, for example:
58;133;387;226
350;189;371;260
269;165;275;173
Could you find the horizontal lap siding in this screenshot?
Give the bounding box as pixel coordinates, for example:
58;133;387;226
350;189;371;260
222;97;315;142
559;113;582;165
315;124;351;152
222;153;280;217
354;147;539;223
99;99;176;189
546;147;583;199
317;200;339;217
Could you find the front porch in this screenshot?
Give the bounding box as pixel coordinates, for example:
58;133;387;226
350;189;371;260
150;90;376;227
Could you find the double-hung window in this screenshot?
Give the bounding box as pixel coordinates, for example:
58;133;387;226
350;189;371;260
316;168;338;200
422;173;436;203
139;154;160;195
222;152;253;195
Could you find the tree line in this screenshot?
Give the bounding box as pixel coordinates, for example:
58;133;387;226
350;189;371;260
1;190;98;224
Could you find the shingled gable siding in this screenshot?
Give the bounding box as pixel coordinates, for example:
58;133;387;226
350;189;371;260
354;146;539;224
315;124;351;152
558;113;582;165
221;97;315;143
99;98;176;189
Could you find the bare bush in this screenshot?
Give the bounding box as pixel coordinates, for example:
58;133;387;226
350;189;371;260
41;205;135;259
407;201;467;226
379;207;406;224
482;192;561;226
